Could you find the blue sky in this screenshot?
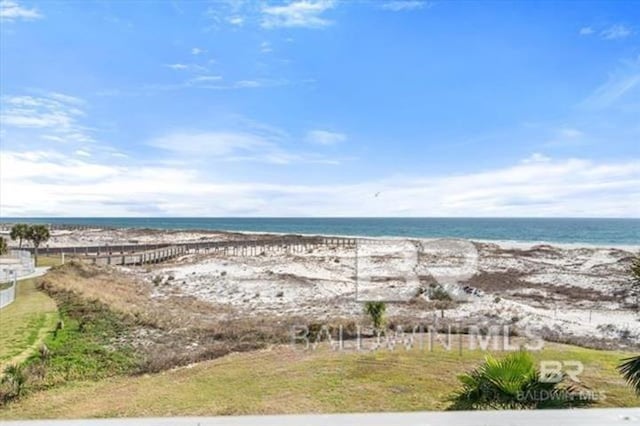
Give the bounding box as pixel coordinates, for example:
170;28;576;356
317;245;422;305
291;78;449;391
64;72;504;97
0;0;639;217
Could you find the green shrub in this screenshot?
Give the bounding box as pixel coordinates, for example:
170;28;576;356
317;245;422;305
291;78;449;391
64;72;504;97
429;284;452;301
364;301;386;331
450;351;593;410
0;364;28;402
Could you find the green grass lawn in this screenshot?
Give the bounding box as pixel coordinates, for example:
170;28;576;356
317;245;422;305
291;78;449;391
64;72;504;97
35;255;64;268
0;278;58;372
0;338;637;419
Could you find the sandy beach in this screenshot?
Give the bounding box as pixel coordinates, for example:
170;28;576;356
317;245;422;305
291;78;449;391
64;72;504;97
4;226;639;350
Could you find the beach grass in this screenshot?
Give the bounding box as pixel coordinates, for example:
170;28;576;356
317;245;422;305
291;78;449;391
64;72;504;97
0;278;58;372
0;337;637;419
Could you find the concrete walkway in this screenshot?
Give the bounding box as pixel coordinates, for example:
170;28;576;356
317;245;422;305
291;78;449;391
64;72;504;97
1;408;639;426
17;266;51;281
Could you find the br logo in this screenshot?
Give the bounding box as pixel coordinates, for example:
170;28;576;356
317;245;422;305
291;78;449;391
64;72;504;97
354;238;479;302
539;360;584;383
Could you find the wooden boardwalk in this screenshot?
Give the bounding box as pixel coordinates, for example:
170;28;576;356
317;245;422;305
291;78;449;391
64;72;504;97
90;245;187;266
38;236;357;266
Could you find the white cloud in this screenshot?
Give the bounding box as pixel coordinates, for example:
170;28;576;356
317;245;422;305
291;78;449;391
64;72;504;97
0;0;42;21
579;26;594;36
146;129;337;165
522;153;550;164
227;15;244;26
166;63;189;70
260;41;273;53
0;93;95;143
148;131;275;164
46;92;84;105
235;80;262;88
601;24;632;40
261;0;335;29
1;151;638;217
144;77;288;92
191;47;205;55
204;1;253;30
582;57;640;108
189;75;223;83
148;131;269;157
1;151;117;182
164;62;209;74
558;128;583;139
380;1;430;12
306;129;346;145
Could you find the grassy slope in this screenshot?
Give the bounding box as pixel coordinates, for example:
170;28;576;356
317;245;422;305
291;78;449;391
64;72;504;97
31;289;141;387
1;338;637;419
36;255;63;268
0;279;58;371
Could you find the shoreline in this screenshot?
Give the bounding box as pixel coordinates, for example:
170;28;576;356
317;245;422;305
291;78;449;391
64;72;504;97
1;218;638;249
226;230;640;251
2;226;638;251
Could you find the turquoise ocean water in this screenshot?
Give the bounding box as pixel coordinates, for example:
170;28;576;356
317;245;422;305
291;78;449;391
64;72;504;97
1;218;639;246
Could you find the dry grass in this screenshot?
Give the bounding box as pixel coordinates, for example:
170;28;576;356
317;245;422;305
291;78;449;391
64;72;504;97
38;262;152;321
38;261;237;330
35;262;299;373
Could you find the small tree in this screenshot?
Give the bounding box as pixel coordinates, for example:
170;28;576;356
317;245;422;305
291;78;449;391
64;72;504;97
26;225;50;264
364;301;386;331
9;224;29;249
0;237;8;255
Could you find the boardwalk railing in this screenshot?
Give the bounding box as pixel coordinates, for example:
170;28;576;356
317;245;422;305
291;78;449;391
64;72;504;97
90;245;188;266
73;237;357;266
19;236;357;261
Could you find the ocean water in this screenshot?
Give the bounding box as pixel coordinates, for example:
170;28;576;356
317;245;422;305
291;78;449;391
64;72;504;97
1;217;639;246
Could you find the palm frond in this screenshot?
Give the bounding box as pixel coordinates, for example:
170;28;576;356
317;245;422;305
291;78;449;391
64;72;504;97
619;355;640;395
450;351;594;410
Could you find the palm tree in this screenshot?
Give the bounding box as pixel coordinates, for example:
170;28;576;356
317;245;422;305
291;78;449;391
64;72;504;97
619;356;640;395
364;301;386;331
450;351;591;409
0;237;8;255
618;254;640;395
26;225;50;264
9;224;29;249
